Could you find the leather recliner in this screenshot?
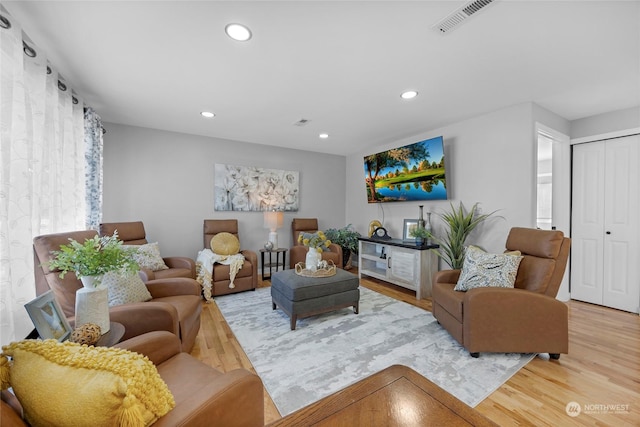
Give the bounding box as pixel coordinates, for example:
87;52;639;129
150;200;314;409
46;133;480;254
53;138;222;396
33;230;202;352
1;331;264;427
432;227;571;358
289;218;343;269
202;219;258;296
99;221;196;281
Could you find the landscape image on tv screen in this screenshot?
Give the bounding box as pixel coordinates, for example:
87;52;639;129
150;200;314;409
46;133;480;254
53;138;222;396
364;136;447;203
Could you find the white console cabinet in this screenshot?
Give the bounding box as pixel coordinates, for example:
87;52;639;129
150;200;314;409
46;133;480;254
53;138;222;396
358;237;438;299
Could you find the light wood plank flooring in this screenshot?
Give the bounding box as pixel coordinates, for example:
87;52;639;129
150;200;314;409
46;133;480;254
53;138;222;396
190;272;640;426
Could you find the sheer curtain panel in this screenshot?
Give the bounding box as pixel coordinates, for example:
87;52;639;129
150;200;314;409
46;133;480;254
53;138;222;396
1;10;87;345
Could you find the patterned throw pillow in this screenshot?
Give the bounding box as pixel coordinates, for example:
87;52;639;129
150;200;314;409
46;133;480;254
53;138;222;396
125;242;169;271
103;271;152;306
454;245;523;291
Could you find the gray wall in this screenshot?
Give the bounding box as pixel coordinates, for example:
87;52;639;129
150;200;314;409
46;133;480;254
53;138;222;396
571;106;640;140
346;102;569;261
102;123;346;260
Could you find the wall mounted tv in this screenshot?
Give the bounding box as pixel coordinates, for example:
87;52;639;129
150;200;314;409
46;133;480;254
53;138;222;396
364;135;447;203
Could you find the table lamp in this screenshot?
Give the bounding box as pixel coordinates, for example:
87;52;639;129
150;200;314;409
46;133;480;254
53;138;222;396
264;211;284;249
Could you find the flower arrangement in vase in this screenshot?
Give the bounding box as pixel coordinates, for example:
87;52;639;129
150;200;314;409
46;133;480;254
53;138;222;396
47;232;139;287
298;231;332;271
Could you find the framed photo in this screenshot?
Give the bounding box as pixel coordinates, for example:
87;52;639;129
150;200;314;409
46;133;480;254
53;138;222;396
24;291;72;342
402;219;419;242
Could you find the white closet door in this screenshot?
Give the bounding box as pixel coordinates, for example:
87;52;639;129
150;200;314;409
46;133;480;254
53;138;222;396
571;142;606;305
571;135;640;313
602;136;639;312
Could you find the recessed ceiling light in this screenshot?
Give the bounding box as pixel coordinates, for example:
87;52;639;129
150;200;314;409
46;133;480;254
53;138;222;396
401;90;418;99
225;23;252;41
319;133;329;139
201;111;215;118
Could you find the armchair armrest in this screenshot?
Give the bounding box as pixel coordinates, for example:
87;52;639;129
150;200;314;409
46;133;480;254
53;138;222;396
145;277;201;298
153;368;264;427
240;249;257;269
163;256;196;278
138;268;156;282
463;287;569;354
115;331;181;365
109;302;180;341
434;269;461;285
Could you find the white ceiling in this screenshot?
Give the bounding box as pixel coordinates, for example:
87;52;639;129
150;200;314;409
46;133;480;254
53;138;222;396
4;1;639;156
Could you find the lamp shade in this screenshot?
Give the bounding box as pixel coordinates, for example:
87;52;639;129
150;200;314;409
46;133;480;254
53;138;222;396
264;211;283;231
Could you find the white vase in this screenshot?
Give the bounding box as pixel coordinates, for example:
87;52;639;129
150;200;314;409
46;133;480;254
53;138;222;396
76;275;110;334
305;249;320;272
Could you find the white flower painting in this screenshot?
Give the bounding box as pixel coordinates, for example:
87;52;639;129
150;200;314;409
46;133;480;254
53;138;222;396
214;164;299;211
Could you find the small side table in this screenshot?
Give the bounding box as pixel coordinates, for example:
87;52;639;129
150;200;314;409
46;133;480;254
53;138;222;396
96;322;125;347
260;248;287;280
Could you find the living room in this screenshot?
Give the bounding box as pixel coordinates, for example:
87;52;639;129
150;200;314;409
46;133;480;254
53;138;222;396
2;1;639;426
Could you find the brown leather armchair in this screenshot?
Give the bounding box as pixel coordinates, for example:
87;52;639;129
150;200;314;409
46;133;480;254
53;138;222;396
1;331;264;427
100;221;196;280
33;230;202;352
202;220;258;296
290;218;343;269
432;227;571;359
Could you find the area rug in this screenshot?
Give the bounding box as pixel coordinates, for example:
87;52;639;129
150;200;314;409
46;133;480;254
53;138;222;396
215;286;535;416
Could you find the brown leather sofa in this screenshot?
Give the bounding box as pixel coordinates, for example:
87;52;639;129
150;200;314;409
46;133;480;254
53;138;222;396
100;221;196;281
432;227;571;358
290;218;343;269
1;331;264;427
33;230;202;352
202;219;258;296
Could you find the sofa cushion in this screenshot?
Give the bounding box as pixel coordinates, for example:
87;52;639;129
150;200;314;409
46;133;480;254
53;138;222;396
454;245;523;291
103;271;152;307
125;242;169;271
210;232;240;256
0;339;174;427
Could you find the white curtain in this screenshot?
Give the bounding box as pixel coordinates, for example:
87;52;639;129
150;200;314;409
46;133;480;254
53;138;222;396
1;11;87;345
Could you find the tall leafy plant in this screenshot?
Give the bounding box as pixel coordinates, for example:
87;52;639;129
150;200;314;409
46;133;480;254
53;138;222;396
428;202;498;269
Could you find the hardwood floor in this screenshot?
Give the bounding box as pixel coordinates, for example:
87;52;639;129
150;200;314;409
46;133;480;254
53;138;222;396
190;272;640;426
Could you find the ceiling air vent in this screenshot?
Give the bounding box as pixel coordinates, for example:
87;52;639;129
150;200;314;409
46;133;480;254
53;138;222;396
432;0;497;34
293;118;311;127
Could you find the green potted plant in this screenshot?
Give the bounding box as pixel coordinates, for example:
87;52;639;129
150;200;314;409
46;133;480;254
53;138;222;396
47;232;139;287
409;226;430;246
325;224;361;269
428;202;499;269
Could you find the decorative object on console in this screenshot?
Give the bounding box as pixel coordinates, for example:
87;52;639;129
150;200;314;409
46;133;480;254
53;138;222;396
324;224;361;269
364;135;447;203
372;227;391;240
402;219;419;242
24;291;72;342
264;210;284;249
368;219;382;237
214;163;299;211
429;201;500;269
409;224;430;246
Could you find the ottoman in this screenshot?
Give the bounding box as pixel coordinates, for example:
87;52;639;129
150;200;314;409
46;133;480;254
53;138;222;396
271;269;360;330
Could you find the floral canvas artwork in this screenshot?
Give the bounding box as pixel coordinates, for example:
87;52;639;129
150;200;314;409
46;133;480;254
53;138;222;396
214;164;299;211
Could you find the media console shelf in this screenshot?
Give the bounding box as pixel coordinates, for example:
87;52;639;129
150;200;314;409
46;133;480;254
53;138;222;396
358;237;438;299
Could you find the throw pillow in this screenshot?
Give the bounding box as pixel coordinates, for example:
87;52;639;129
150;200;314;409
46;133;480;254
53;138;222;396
0;339;175;427
125;242;169;271
211;232;240;256
102;271;152;307
454;245;523;291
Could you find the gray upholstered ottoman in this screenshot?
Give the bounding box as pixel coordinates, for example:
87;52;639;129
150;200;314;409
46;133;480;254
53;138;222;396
271;268;360;330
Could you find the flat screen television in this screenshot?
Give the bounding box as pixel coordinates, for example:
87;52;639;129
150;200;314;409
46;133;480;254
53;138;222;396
364;136;447;203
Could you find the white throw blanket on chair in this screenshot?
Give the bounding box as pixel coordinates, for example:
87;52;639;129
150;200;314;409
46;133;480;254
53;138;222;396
196;249;245;302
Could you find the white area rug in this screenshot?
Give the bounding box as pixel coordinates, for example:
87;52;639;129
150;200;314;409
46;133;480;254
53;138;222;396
215;287;535;416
